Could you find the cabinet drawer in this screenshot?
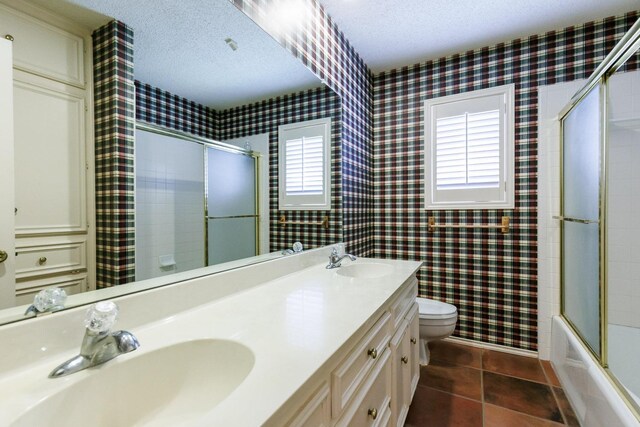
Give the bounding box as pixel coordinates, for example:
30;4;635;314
390;278;417;330
15;239;86;279
15;274;87;306
332;312;391;417
287;383;330;427
336;349;392;427
0;4;85;86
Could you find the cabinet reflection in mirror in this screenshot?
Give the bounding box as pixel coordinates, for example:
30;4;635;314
0;0;341;322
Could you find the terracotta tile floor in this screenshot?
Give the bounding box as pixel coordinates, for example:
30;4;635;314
405;341;580;427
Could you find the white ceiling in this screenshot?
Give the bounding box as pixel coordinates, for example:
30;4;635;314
320;0;640;73
26;0;640;102
35;0;322;109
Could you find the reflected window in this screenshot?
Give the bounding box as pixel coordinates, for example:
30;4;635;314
278;118;332;210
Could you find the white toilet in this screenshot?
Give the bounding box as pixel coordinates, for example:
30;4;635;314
416;297;458;365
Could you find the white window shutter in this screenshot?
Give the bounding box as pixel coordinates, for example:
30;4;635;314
285;135;324;195
279;118;332;210
424;84;515;210
435;110;501;190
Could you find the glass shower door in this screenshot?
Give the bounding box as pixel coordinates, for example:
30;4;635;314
606;49;640;403
561;84;603;356
206;147;257;265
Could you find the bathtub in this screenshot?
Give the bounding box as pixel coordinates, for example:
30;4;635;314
609;324;640;409
550;316;639;426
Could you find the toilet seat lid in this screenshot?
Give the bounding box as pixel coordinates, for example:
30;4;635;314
417;297;457;318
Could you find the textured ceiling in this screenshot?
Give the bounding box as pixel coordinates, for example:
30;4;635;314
320;0;640;72
37;0;322;109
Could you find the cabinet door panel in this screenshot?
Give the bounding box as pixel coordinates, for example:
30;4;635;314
390;323;406;426
408;304;420;397
0;38;15;309
13;73;86;234
0;4;85;86
287;383;330;427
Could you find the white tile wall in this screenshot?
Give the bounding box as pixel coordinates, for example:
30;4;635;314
607;70;640;329
537;79;586;360
135;130;205;281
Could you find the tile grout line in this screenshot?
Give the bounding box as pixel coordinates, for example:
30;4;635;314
441;358;555;387
549;384;569;425
480;348;486;427
540;359;569;425
433;343;571;426
416;383;482;403
484;401;568;426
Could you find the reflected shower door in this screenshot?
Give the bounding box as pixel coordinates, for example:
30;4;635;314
561;84;602;356
207;147;257;265
135;129;205;280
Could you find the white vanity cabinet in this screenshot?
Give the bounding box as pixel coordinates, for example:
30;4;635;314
0;1;94;304
279;275;420;427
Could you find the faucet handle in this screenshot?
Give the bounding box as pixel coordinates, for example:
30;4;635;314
24;287;67;316
85;301;119;333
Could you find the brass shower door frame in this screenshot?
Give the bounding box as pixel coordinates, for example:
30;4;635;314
557;17;640;420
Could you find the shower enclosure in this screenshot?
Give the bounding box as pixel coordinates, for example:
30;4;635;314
134;124;259;281
559;18;640;418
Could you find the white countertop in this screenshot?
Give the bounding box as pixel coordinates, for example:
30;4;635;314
0;251;421;426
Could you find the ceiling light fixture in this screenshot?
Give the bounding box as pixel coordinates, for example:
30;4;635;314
265;0;311;37
225;37;238;51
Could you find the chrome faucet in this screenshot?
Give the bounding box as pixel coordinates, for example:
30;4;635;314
49;301;140;378
326;247;356;269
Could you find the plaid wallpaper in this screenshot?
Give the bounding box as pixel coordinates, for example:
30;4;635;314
219;86;342;250
135;81;218;140
232;0;374;256
134;81;340;250
373;12;640;350
92;21;135;288
91;5;640;351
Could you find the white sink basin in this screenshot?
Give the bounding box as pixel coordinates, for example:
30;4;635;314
336;263;394;279
12;339;254;427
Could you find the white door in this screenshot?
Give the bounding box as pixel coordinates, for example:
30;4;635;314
0;37;15;309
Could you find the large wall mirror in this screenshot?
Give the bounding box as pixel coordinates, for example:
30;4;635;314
0;0;342;324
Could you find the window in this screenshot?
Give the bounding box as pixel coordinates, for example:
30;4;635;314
424;84;515;210
278;118;331;210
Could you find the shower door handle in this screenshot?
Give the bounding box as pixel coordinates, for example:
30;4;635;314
553;215;599;224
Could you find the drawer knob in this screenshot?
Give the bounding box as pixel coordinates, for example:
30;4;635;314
401;356;409;364
368;408;378;420
410;338;417;344
38;257;47;265
367;348;377;359
0;250;7;264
